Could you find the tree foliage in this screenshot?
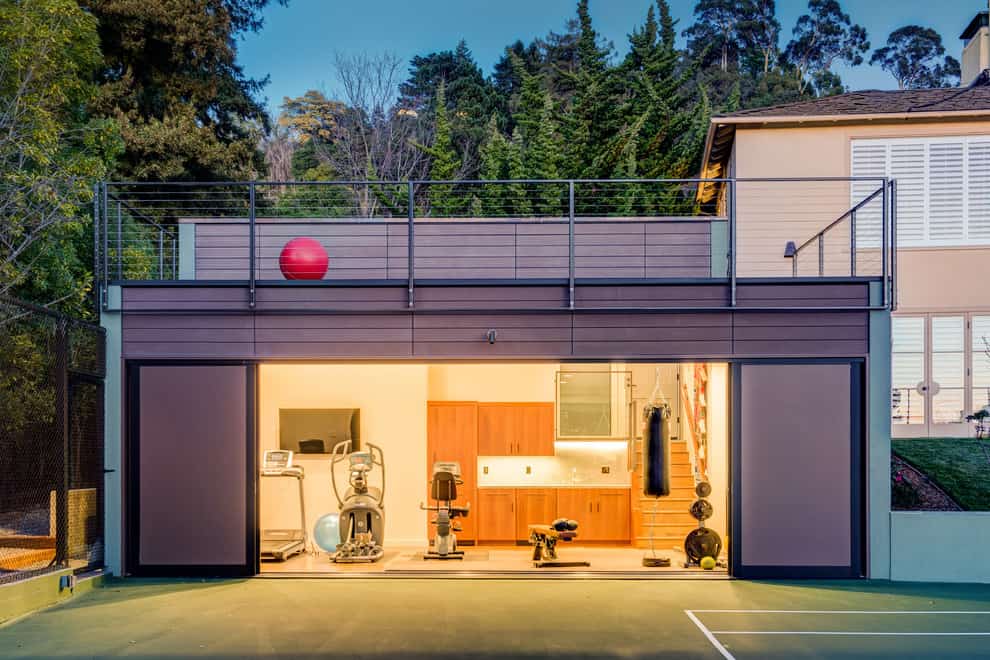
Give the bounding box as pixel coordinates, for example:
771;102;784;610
782;0;870;94
871;26;961;90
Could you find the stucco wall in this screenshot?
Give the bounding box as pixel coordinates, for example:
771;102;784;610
732;120;990;293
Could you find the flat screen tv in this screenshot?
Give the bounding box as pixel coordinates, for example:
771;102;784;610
278;408;360;454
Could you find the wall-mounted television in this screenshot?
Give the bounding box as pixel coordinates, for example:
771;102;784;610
278;408;360;454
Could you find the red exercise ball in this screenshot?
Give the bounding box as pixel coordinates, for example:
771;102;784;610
279;237;329;280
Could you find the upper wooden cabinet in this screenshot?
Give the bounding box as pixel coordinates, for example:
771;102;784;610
478;403;554;456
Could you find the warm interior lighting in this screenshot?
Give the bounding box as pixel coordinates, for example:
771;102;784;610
553;440;630;452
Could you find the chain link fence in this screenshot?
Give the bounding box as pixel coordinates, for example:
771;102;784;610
0;296;105;584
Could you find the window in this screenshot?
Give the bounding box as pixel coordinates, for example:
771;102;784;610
973;316;990;412
852;136;990;247
931;316;965;424
892;316;925;425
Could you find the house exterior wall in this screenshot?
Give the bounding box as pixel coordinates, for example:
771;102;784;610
732;120;990;303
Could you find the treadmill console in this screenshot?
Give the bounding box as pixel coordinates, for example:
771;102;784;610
262;450;303;477
433;461;461;477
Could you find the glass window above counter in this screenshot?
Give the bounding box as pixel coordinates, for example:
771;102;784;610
556;369;632;440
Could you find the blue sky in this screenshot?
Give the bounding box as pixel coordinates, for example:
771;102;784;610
239;0;983;114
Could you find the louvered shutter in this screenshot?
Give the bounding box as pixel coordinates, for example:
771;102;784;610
968;141;990;241
889;142;926;245
850;142;886;248
928;141;965;243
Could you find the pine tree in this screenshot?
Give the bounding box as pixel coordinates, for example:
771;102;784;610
419;81;462;216
506;128;532;217
479;115;511;215
527;94;564;215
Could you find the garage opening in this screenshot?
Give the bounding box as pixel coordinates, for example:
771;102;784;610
258;362;729;577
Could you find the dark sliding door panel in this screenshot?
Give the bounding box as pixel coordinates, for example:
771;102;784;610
127;363;257;576
732;362;863;579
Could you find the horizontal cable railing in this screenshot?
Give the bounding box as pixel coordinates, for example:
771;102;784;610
96;178;894;310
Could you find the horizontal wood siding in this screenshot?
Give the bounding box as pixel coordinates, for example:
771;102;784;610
413;314;572;358
118;281;872;359
573;313;732;358
189;218;713;281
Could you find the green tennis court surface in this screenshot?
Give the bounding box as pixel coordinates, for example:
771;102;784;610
2;578;989;658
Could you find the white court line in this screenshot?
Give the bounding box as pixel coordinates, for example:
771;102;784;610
690;610;990;614
711;631;990;636
684;610;736;660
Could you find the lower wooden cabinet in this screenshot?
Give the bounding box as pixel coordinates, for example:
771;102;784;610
515;489;557;540
554;488;630;541
476;488;516;542
476;487;630;543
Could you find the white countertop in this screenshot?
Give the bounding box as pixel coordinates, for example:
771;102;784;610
479;483;631;489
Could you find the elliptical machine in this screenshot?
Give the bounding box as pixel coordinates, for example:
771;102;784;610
329;440;386;563
420;461;470;560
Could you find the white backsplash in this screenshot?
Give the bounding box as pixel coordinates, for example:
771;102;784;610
477;441;631;487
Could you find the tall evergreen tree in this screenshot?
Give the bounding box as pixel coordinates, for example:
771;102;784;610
870;26;960;89
417;82;462;216
506;128;532;216
782;0;869;94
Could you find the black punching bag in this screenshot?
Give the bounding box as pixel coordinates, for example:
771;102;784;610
644;405;670;496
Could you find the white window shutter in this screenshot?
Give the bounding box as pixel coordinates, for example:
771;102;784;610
889;142;926;245
968;141;990;241
850;142;886;248
927;141;965;243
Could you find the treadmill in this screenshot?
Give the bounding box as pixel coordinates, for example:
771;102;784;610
260;449;307;561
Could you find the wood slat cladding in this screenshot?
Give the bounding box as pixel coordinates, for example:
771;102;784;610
413;314;572;358
189;217;714;281
118;281;874;359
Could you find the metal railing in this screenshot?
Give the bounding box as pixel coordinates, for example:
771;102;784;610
95;177;895;311
0;296;105;584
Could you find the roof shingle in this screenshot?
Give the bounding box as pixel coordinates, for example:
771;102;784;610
717;86;990;119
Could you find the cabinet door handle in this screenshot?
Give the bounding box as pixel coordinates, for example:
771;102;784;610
597;502;601;513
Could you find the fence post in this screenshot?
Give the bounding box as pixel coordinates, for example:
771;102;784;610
158;228;164;279
568;180;575;311
172;228;178;280
728;180;736;307
54;319;69;567
407;181;415;309
248;183;256;309
850;210;857;277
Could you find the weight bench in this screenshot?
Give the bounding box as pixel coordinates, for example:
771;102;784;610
527;524;591;568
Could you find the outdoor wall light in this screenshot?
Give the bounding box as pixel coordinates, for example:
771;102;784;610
486;329;498;344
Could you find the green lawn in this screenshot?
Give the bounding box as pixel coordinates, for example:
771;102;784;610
892;437;990;511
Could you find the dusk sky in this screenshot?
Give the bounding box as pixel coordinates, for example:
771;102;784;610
239;0;985;113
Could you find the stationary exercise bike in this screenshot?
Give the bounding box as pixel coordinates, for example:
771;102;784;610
329;440;386;563
420;461;470;560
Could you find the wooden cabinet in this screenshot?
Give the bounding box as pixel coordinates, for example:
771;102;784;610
554;488;630;542
478;403;554;456
514;488;557;540
426;402;478;542
476;488;516;543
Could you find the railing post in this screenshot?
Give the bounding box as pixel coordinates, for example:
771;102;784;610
881;181;889;309
850;210;857;277
818;234;824;277
728;180;736;307
92;183;101;316
248;182;256;309
158;228;164;279
893;182;899;308
568;180;575;310
407;181;415;309
116;200;122;281
102;184;109;307
172;227;178;280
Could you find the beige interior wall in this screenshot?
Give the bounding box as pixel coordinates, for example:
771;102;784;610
259;364;430;545
732;119;990;283
427;363;557;401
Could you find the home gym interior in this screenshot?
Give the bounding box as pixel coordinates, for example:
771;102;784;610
258;361;729;576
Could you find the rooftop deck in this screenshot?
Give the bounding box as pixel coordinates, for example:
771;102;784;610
95;178;895;313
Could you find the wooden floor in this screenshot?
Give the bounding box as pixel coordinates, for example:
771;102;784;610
259;544;727;578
